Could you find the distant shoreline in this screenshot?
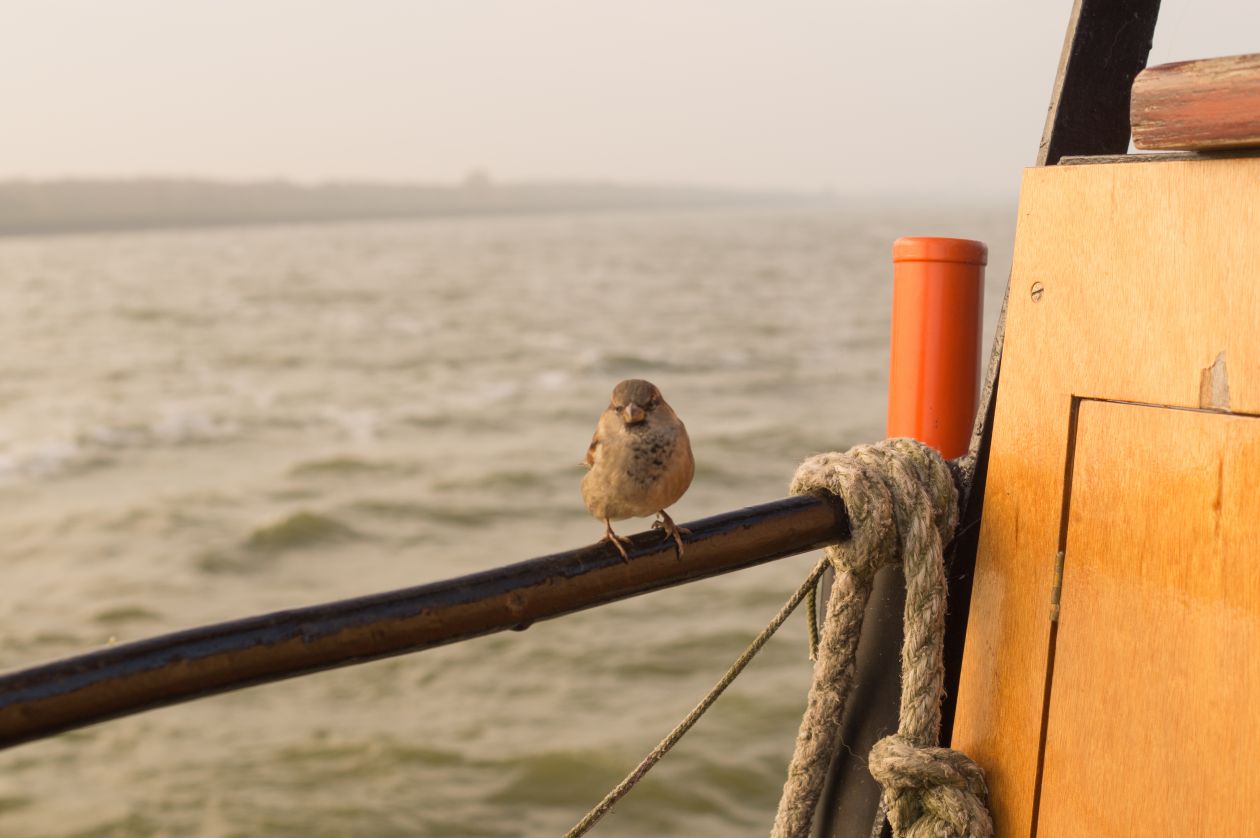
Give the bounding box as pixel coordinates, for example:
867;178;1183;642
0;178;812;238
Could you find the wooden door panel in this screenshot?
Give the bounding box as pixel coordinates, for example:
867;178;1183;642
1036;401;1260;837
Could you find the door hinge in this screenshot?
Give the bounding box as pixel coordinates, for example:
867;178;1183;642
1050;550;1065;622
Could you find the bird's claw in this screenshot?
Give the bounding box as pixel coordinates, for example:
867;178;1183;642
605;534;632;562
654;513;690;560
602;521;634;562
666;528;686;559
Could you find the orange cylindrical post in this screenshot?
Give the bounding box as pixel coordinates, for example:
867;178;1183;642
887;237;986;459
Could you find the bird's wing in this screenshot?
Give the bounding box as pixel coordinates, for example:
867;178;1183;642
583;431;599;469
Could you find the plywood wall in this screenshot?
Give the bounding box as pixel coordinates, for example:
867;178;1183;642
952;157;1260;837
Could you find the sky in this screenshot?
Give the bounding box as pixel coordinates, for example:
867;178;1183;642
2;1;1257;201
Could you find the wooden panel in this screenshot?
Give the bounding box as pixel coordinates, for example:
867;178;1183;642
1132;54;1260;151
951;156;1260;836
1037;401;1260;836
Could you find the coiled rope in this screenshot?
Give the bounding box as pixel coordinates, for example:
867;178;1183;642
565;438;991;838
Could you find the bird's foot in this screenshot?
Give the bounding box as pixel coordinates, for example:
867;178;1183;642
653;511;690;559
602;521;634;562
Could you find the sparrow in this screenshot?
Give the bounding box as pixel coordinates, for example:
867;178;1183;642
581;379;695;560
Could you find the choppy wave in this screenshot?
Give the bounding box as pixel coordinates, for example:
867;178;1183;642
91;606;163;626
244;511;359;553
0;409;241;484
433;465;573;492
486;749;634;807
576;347;754;376
345;497;576;527
274;738;467;773
0;441;114;483
288;456;419;478
194;511;362;574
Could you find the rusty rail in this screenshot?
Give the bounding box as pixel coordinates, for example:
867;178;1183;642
0;493;849;750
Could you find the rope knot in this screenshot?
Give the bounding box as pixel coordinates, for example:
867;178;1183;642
774;438;989;838
869;734;993;838
789;438;958;580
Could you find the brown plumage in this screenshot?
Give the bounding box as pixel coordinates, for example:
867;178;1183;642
581;379;694;560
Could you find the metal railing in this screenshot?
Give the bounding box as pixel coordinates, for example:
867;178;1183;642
0;492;852;750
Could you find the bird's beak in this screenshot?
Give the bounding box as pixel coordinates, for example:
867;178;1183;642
621;402;647;425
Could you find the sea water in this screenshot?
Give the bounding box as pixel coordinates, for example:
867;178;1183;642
0;205;1012;836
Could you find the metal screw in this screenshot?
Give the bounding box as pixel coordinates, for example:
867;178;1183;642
1030;282;1044;302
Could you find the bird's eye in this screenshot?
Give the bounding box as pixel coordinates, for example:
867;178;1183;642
613;404;624;412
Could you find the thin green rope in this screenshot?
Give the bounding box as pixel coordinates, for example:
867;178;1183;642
564;556;831;838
